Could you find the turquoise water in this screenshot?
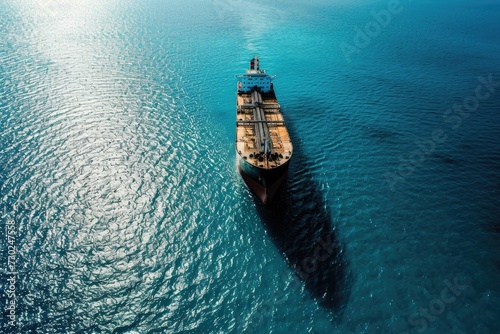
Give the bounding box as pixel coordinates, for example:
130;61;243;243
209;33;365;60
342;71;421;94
1;0;499;333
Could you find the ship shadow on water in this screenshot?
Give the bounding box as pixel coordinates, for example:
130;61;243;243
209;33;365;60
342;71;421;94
253;140;352;319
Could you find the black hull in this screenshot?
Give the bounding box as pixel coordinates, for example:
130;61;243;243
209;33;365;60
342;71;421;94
238;155;289;205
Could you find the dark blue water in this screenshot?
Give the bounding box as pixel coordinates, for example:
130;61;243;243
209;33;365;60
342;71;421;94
1;0;499;333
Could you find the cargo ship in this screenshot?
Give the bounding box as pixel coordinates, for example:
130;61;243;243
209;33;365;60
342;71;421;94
236;56;293;205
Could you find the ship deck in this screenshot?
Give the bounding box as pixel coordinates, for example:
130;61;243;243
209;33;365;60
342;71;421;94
236;89;293;170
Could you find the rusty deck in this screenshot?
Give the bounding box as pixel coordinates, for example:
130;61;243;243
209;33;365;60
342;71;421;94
236;90;293;169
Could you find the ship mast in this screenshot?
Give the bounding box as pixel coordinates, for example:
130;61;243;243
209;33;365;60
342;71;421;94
250;56;260;71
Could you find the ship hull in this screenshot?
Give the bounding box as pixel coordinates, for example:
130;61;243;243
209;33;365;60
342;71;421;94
238;155;289;205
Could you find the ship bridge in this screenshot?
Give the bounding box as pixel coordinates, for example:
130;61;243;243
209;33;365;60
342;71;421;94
236;56;275;93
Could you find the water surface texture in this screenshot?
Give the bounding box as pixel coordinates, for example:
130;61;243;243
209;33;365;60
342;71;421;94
1;0;499;333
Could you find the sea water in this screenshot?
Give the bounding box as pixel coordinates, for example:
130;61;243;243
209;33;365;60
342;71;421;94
1;0;499;333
